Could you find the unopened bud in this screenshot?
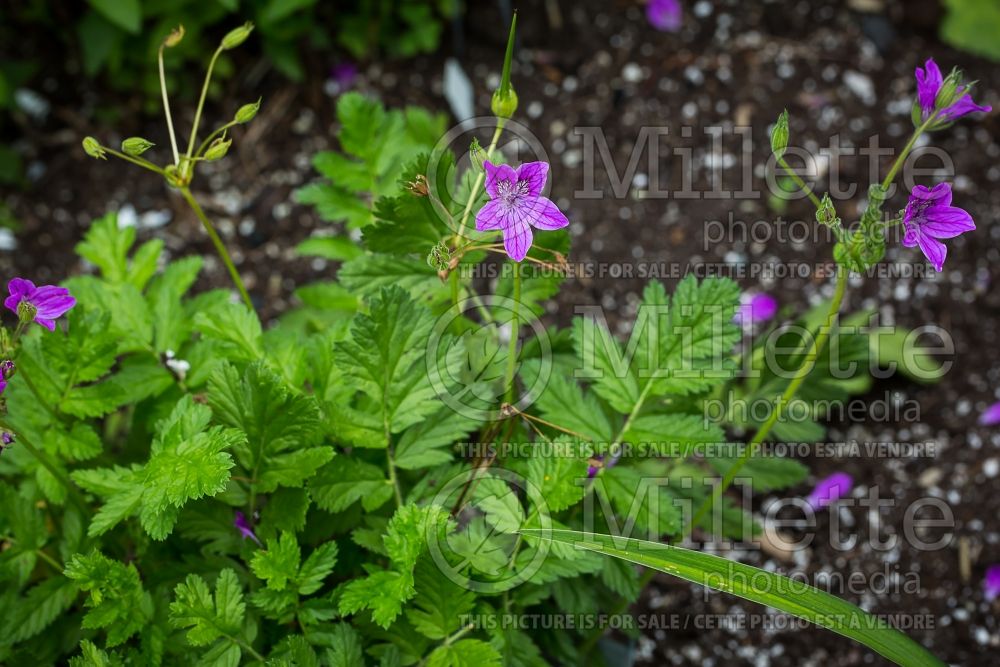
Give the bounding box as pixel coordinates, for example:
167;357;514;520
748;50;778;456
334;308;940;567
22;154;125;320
1;432;14;448
234;98;261;124
0;360;15;380
427;242;452;271
16;300;37;325
122;137;155;156
815;193;839;228
770;109;789;159
491;87;519;119
164;25;185;48
82;137;106;160
406;174;429;197
469;138;485;172
203;137;232;161
221;22;254;50
934;68;963;111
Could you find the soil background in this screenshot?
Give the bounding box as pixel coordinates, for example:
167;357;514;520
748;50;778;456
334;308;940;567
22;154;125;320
3;0;1000;665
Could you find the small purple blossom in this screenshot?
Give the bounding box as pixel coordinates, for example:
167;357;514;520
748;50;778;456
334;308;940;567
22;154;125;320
915;59;991;122
234;511;261;546
476;161;569;262
1;432;13;446
737;293;778;326
5;278;76;331
807;472;853;509
587;451;622;478
647;0;682;32
901;183;975;272
984;565;1000;601
980;402;1000;426
329;62;358;93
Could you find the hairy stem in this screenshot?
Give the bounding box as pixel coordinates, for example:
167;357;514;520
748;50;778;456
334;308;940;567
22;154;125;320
502;267;521;403
103;147;167;176
776;155;823;209
186;47;223;160
157;46;180;165
881;111;938;192
179;187;254;312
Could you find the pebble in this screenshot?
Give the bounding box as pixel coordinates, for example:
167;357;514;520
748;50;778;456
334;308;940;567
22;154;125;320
843;71;876;106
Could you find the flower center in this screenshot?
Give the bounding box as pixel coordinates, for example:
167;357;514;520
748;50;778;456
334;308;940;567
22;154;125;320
496;178;529;208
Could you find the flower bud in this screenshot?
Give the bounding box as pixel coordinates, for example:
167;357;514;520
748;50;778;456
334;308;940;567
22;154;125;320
234;98;261;124
16;300;37;325
934;68;963;111
164;24;185;48
469;137;485;172
221;22;254;50
203;137;232;161
815;193;839;228
770;109;789;159
82;137;106;160
0;360;15;380
1;431;14;448
427;243;452;271
122;137;155;156
491;87;519;119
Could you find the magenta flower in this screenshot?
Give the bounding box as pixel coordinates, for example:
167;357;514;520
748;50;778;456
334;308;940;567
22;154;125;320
1;432;12;446
985;565;1000;601
0;360;13;395
915;59;991;122
476;161;569;262
329;61;358;92
5;278;76;331
647;0;682;32
234;511;261;546
980;402;1000;426
901;183;975;272
737;293;778;325
807;472;853;509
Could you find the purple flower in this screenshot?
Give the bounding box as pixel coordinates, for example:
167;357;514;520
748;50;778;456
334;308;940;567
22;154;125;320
985;565;1000;601
647;0;682;32
980;401;1000;426
5;278;76;331
737;293;778;325
586;451;622;478
915;59;991;122
475;161;569;262
330;62;358;92
1;432;13;446
901;183;975;272
234;511;261;546
807;472;853;509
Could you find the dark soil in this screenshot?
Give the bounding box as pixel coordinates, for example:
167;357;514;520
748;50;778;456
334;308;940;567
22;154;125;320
4;0;1000;665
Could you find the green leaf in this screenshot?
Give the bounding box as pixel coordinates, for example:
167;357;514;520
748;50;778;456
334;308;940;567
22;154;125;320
335;286;439;434
251;532;300;591
170;569;247;654
2;576;79;644
207;362;328;492
309;456;393;513
64;550;152;647
75;212;134;282
88;0;141;33
324;623;365;667
295;235;364;261
519;529;945;667
426;639;502;667
942;0;1000;61
194;303;263;361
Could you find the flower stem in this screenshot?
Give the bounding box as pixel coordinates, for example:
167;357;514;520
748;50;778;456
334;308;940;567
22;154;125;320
387;448;403;507
158;45;180;165
178;186;254;312
776;155;823;209
186;46;223;160
502;266;521;403
455;121;506;242
881;111;938;192
0;419;90;516
684;266;849;536
103;147;167;176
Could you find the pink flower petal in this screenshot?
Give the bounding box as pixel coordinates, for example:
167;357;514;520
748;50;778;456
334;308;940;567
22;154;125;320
807;472;853;509
502;222;533;262
979;401;1000;426
475;199;504;231
916;233;947;272
524;196;569;230
484;161;516;199
515;161;549;198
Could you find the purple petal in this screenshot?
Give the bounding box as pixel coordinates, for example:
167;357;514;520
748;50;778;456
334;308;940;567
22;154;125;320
916;233;947;272
915;59;942;115
31;286;76;320
979;401;1000;426
901;224;919;248
523;196;569;231
985;565;1000;601
484;161;516;199
515;162;549;198
940;94;992;121
475;199;504;231
502;221;533;262
807;472;853;509
738;293;778;324
0;379;6;395
647;0;682;32
909;182;952;205
921;205;975;239
34;318;56;331
5;278;34;314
